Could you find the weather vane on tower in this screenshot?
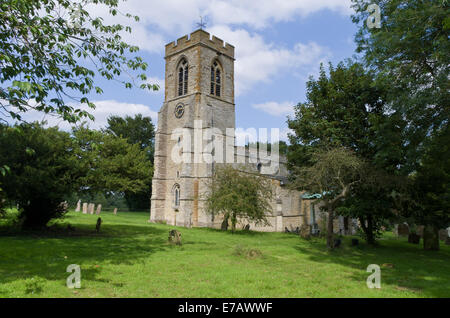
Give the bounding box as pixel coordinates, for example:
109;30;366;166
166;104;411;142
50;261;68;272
196;16;207;30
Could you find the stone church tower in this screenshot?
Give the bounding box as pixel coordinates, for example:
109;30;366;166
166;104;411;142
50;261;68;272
150;29;236;227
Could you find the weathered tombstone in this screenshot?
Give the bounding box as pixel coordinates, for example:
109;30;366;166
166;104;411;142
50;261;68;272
75;200;81;212
88;203;95;215
220;217;228;231
397;223;410;236
408;233;420;244
113;208;118;215
299;224;311;239
439;229;448;241
95;217;102;233
333;238;341;248
82;203;88;214
96;204;102;215
168;229;182;245
417;225;424;237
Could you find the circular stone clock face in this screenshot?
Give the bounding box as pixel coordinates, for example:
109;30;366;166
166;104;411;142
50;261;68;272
174;103;185;118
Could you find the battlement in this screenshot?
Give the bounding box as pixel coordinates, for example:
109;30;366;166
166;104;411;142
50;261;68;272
165;29;235;58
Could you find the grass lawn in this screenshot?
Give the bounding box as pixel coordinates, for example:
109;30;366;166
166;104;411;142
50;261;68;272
0;210;449;298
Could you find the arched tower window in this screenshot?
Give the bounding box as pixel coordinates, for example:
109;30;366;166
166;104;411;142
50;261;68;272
210;61;221;97
178;58;188;96
173;184;180;207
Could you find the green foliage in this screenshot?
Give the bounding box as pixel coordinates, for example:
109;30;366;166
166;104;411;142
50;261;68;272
204;165;273;232
0;122;81;228
72;125;153;196
105;114;155;210
287;61;402;245
0;0;158;123
351;0;449;172
105;114;155;154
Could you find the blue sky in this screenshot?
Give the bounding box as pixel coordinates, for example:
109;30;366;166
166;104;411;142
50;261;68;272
25;0;360;141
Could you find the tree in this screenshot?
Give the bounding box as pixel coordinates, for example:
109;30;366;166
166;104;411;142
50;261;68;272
401;124;450;250
105;114;155;210
351;0;449;172
204;165;273;232
72;125;153;199
105;114;155;154
287;61;399;244
0;122;81;228
291;147;364;249
352;0;450;250
0;0;158;124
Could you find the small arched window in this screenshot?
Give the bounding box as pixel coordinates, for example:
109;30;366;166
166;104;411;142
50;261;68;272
178;59;188;96
210;61;221;97
173;184;180;207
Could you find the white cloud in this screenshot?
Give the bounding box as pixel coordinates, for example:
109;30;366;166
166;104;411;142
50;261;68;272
208;25;330;95
252;101;295;117
107;0;352;34
85;0;352;53
18;100;158;131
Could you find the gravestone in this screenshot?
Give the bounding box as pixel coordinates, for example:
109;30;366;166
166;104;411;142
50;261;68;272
333;238;341;248
82;203;88;214
439;229;449;241
96;204;102;215
299;224;311;239
113;208;118;215
408;233;420;244
397;223;410;236
75;200;81;212
95;217;102;233
168;229;182;245
88;203;95;214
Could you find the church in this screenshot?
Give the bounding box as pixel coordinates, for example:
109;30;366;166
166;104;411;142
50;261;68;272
149;29;352;234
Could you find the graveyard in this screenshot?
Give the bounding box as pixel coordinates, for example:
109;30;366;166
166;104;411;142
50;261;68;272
0;209;449;298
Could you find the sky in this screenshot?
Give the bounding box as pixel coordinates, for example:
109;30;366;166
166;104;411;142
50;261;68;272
24;0;361;142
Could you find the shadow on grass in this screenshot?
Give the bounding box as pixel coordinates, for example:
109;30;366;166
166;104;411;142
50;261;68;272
294;236;450;297
0;222;168;288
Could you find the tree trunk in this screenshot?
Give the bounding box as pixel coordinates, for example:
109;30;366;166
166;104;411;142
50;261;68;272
230;212;237;233
366;215;375;245
423;224;440;251
327;204;334;249
221;213;229;231
359;216;375;245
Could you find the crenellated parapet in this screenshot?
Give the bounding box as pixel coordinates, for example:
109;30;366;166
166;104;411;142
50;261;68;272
165;29;235;59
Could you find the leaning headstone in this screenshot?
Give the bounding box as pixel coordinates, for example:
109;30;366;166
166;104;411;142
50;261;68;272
75;200;81;212
96;204;102;215
113;208;118;215
439;229;448;241
333;238;341;248
168;229;182;245
95;217;102;233
82;203;88;214
88;203;95;215
408;233;420;244
299;224;311;239
397;223;410;236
